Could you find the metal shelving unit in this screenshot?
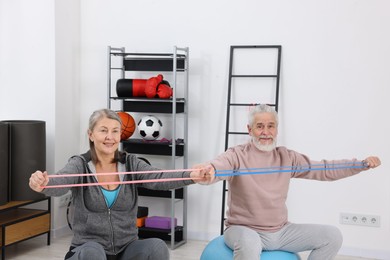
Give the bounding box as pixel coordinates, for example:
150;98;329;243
107;46;189;249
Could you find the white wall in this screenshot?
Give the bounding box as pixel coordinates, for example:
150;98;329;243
1;0;389;258
78;0;390;258
0;0;81;238
0;0;55;166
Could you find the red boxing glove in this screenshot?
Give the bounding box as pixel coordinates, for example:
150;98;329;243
157;81;173;98
145;74;163;98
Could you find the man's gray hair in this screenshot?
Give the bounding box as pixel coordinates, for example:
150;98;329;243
248;104;278;126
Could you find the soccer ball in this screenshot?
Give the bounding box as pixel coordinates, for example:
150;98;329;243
137;115;162;141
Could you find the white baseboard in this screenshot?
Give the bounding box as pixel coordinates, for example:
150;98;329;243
187;230;221;242
50;225;73;239
339;246;390;260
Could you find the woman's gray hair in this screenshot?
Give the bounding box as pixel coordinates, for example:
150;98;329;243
88;108;122;164
248;104;278;127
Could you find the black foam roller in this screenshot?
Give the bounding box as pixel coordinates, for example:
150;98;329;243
116;79;134;97
5;120;46;201
0;122;9;205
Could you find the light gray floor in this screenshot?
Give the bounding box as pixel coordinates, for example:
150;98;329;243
2;233;376;260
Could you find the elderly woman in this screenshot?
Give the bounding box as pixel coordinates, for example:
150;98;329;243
29;108;210;260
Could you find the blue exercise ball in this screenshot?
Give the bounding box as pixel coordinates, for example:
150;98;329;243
200;235;300;260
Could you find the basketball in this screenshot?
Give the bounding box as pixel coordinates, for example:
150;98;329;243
117;112;136;140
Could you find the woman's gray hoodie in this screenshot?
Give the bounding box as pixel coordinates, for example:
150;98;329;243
41;151;193;255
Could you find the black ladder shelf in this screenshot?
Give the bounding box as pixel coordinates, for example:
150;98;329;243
220;45;282;234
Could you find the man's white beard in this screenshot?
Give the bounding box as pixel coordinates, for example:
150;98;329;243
252;136;277;152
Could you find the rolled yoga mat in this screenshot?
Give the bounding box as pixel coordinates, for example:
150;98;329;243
3;120;46;201
0;122;9;205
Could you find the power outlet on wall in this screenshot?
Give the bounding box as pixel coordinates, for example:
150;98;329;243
340;212;380;227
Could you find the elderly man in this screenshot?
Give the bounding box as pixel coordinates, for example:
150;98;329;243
203;104;381;260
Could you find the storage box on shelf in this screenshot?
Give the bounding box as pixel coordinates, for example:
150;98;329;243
0;197;51;260
107;46;189;249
